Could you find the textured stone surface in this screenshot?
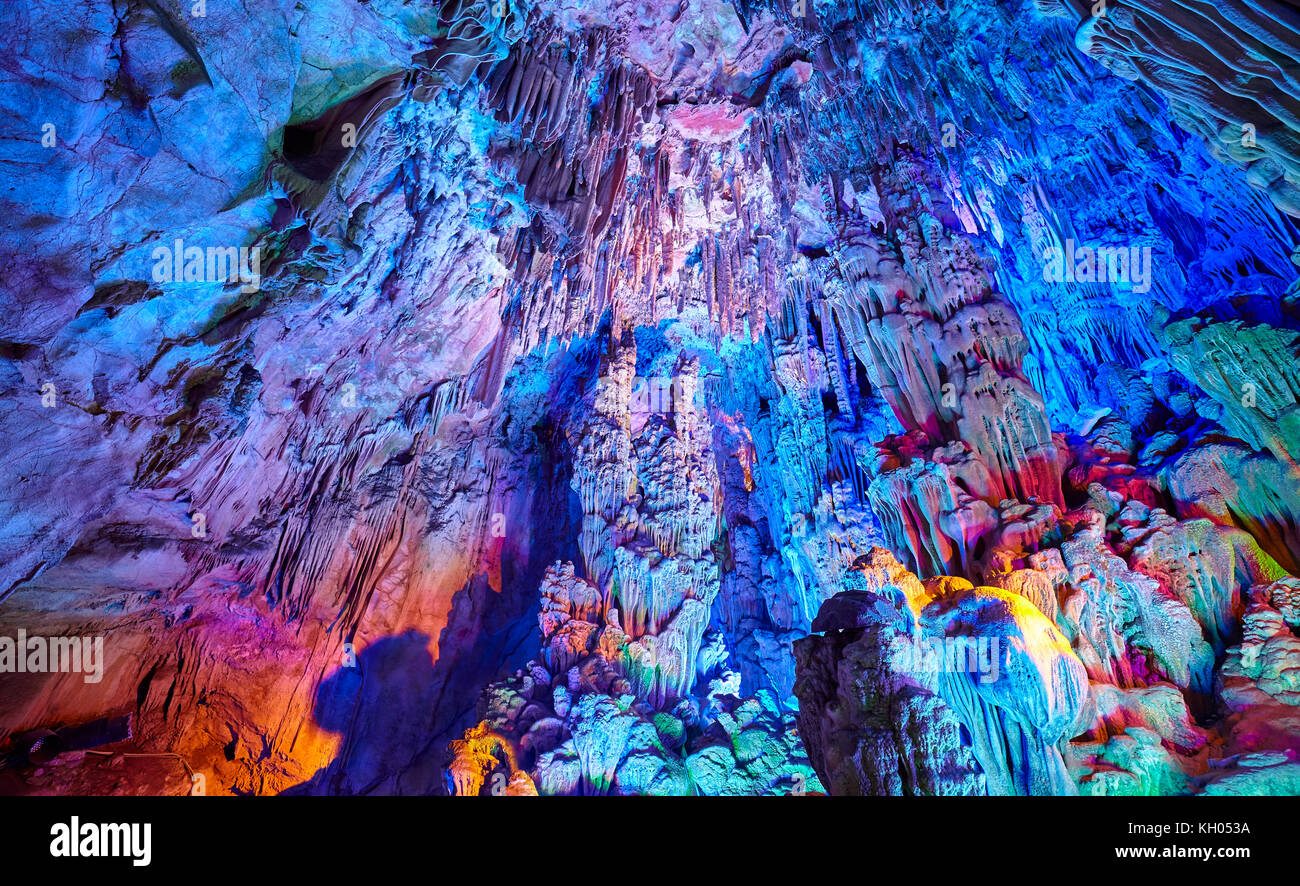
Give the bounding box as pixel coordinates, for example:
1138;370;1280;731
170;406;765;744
1;0;1299;796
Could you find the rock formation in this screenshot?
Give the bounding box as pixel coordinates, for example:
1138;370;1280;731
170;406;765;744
0;0;1298;796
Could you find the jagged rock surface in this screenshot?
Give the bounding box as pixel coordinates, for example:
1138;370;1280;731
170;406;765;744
1;0;1299;796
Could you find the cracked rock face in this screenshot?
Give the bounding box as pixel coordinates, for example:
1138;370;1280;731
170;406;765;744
2;0;1300;796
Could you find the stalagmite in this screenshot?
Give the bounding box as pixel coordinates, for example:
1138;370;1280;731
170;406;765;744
2;0;1298;802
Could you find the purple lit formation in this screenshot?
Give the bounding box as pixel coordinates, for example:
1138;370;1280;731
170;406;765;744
1;0;1299;796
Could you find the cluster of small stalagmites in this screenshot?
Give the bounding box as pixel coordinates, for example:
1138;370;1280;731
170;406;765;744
797;404;1300;794
445;324;820;794
446;722;538;797
1037;487;1300;795
568;334;724;703
1056;407;1300;723
1220;578;1300;709
1114;502;1289;654
448;563;819;795
1050;508;1215;693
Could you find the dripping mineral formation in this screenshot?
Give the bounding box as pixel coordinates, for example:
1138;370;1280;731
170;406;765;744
1;0;1299;797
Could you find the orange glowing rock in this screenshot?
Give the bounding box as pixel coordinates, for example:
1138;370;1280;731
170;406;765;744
447;722;529;797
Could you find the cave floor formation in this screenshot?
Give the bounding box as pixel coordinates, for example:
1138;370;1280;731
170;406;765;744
2;0;1300;796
